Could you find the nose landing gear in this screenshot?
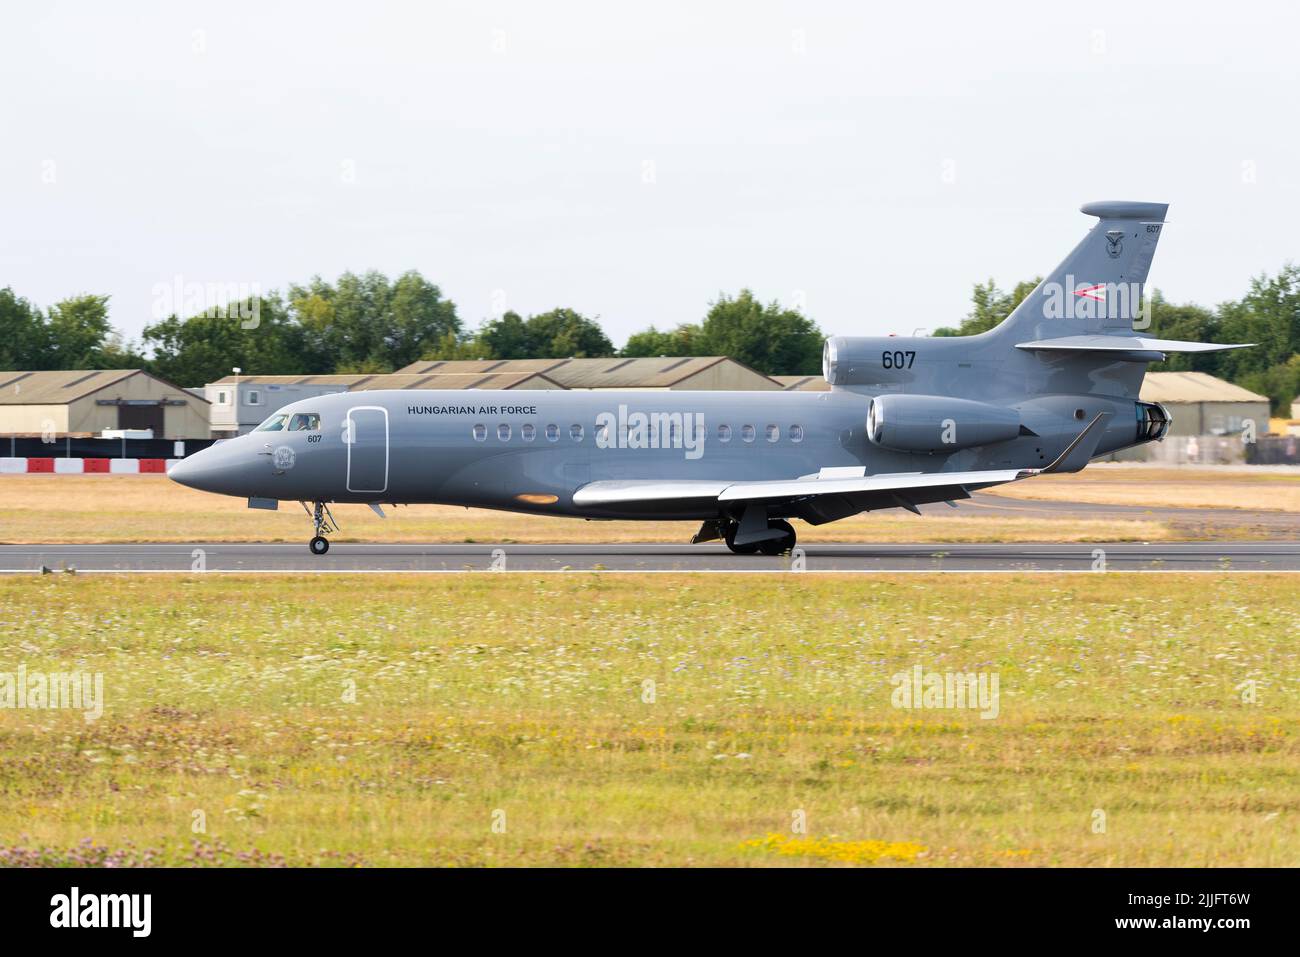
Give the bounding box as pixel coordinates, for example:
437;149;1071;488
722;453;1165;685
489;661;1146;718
302;500;338;555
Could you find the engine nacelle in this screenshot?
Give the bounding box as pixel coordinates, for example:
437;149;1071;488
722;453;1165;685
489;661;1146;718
867;394;1021;453
824;336;923;387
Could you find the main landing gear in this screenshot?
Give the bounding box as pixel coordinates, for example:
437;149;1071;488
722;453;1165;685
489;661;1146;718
302;500;339;555
698;517;797;555
729;518;796;556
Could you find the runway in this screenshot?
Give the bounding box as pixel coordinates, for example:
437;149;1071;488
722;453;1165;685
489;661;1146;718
4;541;1299;572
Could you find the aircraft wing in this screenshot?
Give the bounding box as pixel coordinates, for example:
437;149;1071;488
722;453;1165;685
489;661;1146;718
572;468;1024;508
573;413;1108;515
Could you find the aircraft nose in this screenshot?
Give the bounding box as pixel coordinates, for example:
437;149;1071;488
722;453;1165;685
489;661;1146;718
168;447;216;491
168;441;252;495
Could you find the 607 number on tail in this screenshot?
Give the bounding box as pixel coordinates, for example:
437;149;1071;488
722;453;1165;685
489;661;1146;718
882;350;916;369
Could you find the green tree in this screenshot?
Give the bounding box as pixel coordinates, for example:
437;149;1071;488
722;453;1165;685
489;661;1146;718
385;271;461;368
475;311;535;359
0;287;50;369
695;289;822;375
1215;264;1300;382
289;270;460;372
474;308;614;359
525;307;614;358
144;294;313;385
933;277;1042;337
1240;354;1300;417
621;323;702;358
418;329;492;361
1145;293;1223;375
45;294;114;368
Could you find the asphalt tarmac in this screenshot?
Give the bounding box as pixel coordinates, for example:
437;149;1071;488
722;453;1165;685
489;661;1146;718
4;541;1297;572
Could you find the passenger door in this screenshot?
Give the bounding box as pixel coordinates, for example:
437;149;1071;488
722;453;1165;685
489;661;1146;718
345;406;389;494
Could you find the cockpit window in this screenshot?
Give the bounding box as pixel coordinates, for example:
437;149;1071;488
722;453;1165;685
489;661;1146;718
254;413;289;432
289;413;320;431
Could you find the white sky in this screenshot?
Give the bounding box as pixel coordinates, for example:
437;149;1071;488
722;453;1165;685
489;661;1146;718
1;0;1297;348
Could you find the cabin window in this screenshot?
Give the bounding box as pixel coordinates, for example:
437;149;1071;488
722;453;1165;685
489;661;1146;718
741;424;755;443
789;424;804;443
472;423;486;442
289;413;320;431
521;423;536;442
545;424;559;442
594;421;609;443
570;424;584;442
497;423;511;441
717;424;731;442
765;424;779;443
254;413;288;432
245;390;262;406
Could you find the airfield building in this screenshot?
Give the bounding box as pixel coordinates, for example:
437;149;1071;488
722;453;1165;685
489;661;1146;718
1138;372;1270;437
0;369;210;440
204;371;564;435
395;356;782;392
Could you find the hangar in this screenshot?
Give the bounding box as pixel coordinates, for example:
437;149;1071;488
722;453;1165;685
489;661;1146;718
771;374;831;392
207;358;782;434
0;369;209;439
205;371;563;435
395;356;782;391
1139;372;1270;437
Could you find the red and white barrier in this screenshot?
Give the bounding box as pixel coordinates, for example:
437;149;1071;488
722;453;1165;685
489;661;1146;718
0;458;179;474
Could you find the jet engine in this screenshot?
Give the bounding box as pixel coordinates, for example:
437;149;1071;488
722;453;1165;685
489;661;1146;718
867;394;1021;454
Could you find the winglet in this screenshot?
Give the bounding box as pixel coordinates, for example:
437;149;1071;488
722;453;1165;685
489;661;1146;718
1035;412;1111;475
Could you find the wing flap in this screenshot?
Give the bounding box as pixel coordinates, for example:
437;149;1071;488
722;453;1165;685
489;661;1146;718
714;468;1026;502
572;479;732;507
573;468;1027;509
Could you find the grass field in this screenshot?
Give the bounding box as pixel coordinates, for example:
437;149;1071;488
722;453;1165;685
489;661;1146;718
0;474;1176;544
0;574;1295;866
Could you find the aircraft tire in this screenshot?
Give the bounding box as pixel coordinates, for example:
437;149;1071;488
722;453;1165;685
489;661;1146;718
757;520;796;556
309;536;330;555
723;523;760;555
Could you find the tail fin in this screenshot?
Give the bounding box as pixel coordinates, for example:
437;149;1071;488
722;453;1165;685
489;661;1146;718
989;201;1168;343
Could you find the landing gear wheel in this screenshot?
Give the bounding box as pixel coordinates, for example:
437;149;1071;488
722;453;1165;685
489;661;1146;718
757;520;796;556
303;500;337;555
723;522;760;555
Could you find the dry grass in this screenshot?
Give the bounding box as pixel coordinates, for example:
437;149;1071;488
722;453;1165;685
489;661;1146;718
989;467;1300;512
0;475;1171;544
0;574;1294;867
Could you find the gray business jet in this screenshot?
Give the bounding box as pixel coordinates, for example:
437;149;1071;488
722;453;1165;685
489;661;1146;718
170;202;1249;555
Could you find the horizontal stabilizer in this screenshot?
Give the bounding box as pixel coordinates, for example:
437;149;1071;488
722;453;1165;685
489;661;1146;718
1016;335;1253;354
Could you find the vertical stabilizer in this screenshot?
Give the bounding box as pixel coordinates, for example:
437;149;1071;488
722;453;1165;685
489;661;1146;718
989;201;1168;344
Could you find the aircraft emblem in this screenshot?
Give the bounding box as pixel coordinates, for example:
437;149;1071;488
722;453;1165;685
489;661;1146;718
1073;283;1106;302
1105;230;1123;259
